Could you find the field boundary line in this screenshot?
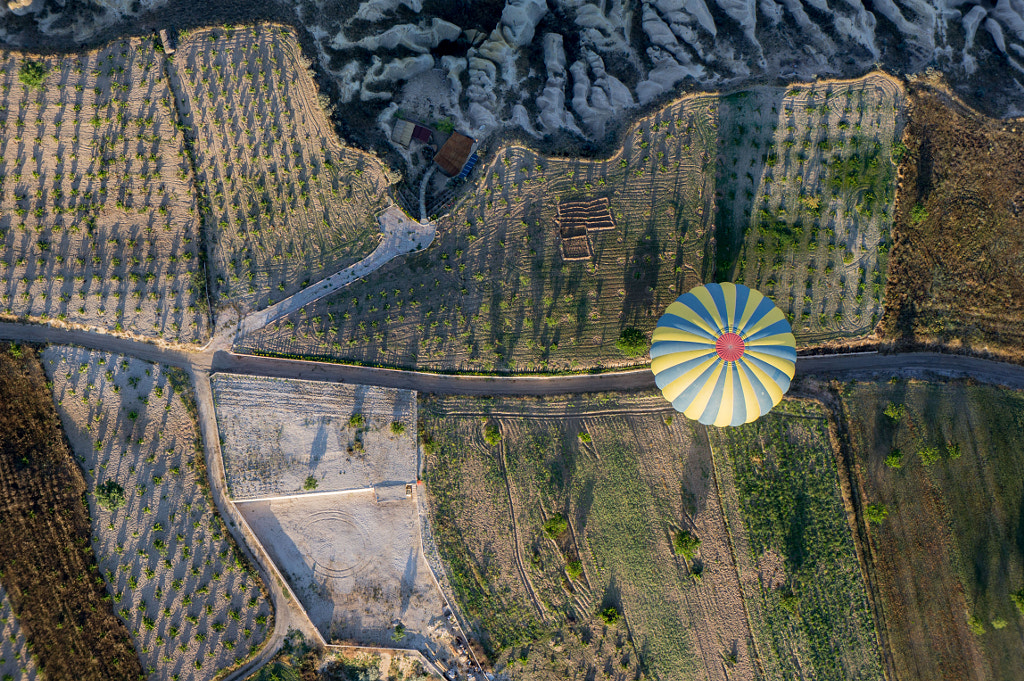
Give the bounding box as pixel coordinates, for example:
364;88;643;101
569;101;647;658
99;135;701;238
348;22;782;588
232;487;376;504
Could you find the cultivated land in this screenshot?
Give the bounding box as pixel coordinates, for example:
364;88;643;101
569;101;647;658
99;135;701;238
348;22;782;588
708;398;885;680
212;374;417;500
238;94;718;373
840;380;1024;681
42;346;273;681
0;40;209;343
881;79;1024;359
0;345;141;681
172;24;394;318
421;392;760;681
251;631;431;681
716;74;904;343
0;587;38;681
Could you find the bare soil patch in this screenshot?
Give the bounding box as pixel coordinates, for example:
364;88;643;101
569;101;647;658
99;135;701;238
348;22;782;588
0;344;142;681
42;346;273;681
0;38;210;343
881;78;1024;361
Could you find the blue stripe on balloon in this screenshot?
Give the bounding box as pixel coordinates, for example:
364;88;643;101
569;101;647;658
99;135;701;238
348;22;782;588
708;284;732;334
729;368;747;426
738;296;777;336
732;284;750;332
650;340;716;359
698;366;729;425
737;361;774;417
654;314;718;340
653;352;717;389
744;344;797;362
670;361;721;412
742;354;793;391
678;292;723;335
744;319;793;343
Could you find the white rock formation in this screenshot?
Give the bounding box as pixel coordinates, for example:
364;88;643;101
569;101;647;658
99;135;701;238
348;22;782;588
536;33;583;135
354;19;461;53
361;54;435;100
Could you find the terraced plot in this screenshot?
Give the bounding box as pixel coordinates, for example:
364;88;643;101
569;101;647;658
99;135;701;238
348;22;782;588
0;39;209;342
238;94;717;373
716;74;904;344
173;24;393;317
43;347;273;681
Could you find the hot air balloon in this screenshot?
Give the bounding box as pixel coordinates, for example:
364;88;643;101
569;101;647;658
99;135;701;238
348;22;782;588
650;283;796;426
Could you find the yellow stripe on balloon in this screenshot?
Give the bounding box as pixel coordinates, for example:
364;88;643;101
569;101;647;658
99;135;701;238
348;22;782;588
743;357;785;406
651;326;717;345
720;282;738;332
736;364;761;424
660;357;719;402
744;350;796;379
683;362;725;421
691;287;725;332
712;363;735;427
744;332;796;348
736;288;765;333
651;349;716;375
664;301;718;338
741;306;786;339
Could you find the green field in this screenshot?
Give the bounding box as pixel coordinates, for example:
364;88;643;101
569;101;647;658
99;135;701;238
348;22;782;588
841;381;1024;681
708;398;885;680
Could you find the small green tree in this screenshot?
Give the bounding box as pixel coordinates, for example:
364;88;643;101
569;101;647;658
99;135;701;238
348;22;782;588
673;529;701;560
96;480;126;511
616;327;647;357
348;413;365;428
992;617;1008;630
883;402;906;422
884;449;903;469
303;476;318;491
910;203;928;225
598;606;620;625
18;60;48;89
1011;588;1024;617
390;421;405;435
435;117;454;134
946;442;962;460
918;446;940;466
579;432;591;443
391;623;406;642
483;424;501;446
967;614;985;636
566;560;583;580
543;513;568;539
865;503;889;524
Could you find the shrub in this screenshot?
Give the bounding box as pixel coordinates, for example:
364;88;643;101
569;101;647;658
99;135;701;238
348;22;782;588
673;529;701;560
543;513;568;539
18;61;48;89
566;560;583;580
615;327;647;357
946;442;962;459
918;446;940;466
96;480;126;511
598;606;620;625
303;476;318;491
910;203;928;225
884;449;903;469
865;503;889;524
579;432;592;443
435;117;455;134
347;413;365;428
883;402;905;422
483;424;501;446
992;617;1008;630
391;623;406;641
967;614;985;635
1011;588;1024;617
390;421;405;435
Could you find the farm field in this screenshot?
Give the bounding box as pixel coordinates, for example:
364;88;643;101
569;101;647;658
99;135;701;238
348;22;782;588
172;24;393;318
880;80;1024;359
251;631;432;681
0;587;38;681
0;39;209;343
212;374;417;500
707;398;885;680
420;392;758;681
238;93;718;373
840;380;1024;681
0;344;141;681
42;346;273;681
716;74;904;344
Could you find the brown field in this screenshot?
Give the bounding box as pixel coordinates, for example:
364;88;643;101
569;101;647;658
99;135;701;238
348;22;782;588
840;380;1024;681
0;39;209;343
881;78;1024;358
172;24;394;318
238;94;717;372
0;344;141;681
421;391;763;681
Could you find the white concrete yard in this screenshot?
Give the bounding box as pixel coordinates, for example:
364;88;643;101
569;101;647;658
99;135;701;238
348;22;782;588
212;374;418;500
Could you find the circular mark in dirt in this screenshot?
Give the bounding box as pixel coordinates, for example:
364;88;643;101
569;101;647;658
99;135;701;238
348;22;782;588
306;510;372;580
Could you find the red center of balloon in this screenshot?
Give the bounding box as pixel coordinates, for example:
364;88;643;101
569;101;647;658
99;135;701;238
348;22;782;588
715;332;745;361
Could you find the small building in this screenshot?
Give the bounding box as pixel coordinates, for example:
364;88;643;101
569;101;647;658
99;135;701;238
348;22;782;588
392;119;415;147
412;125;432;143
434;132;475;176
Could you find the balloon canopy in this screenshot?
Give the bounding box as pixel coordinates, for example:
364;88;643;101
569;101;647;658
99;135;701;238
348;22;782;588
650;283;796;426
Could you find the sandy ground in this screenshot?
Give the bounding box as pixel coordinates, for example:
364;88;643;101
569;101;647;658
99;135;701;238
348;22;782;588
0;586;38;681
42;346;272;681
212;374;417;500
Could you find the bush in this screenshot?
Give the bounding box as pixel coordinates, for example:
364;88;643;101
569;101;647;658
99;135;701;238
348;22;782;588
598;606;620;625
910;203;928;225
967;614;985;635
566;560;583;580
348;413;365;428
543;513;568;539
992;617;1008;630
96;480;126;511
884;449;903;469
579;432;591;443
483;424;501;446
883;402;905;422
390;421;405;435
865;503;888;524
18;60;48;89
673;529;701;560
435;117;455;134
1011;588;1024;617
918;446;940;466
615;327;647;357
303;476;318;491
391;622;406;641
946;442;962;459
